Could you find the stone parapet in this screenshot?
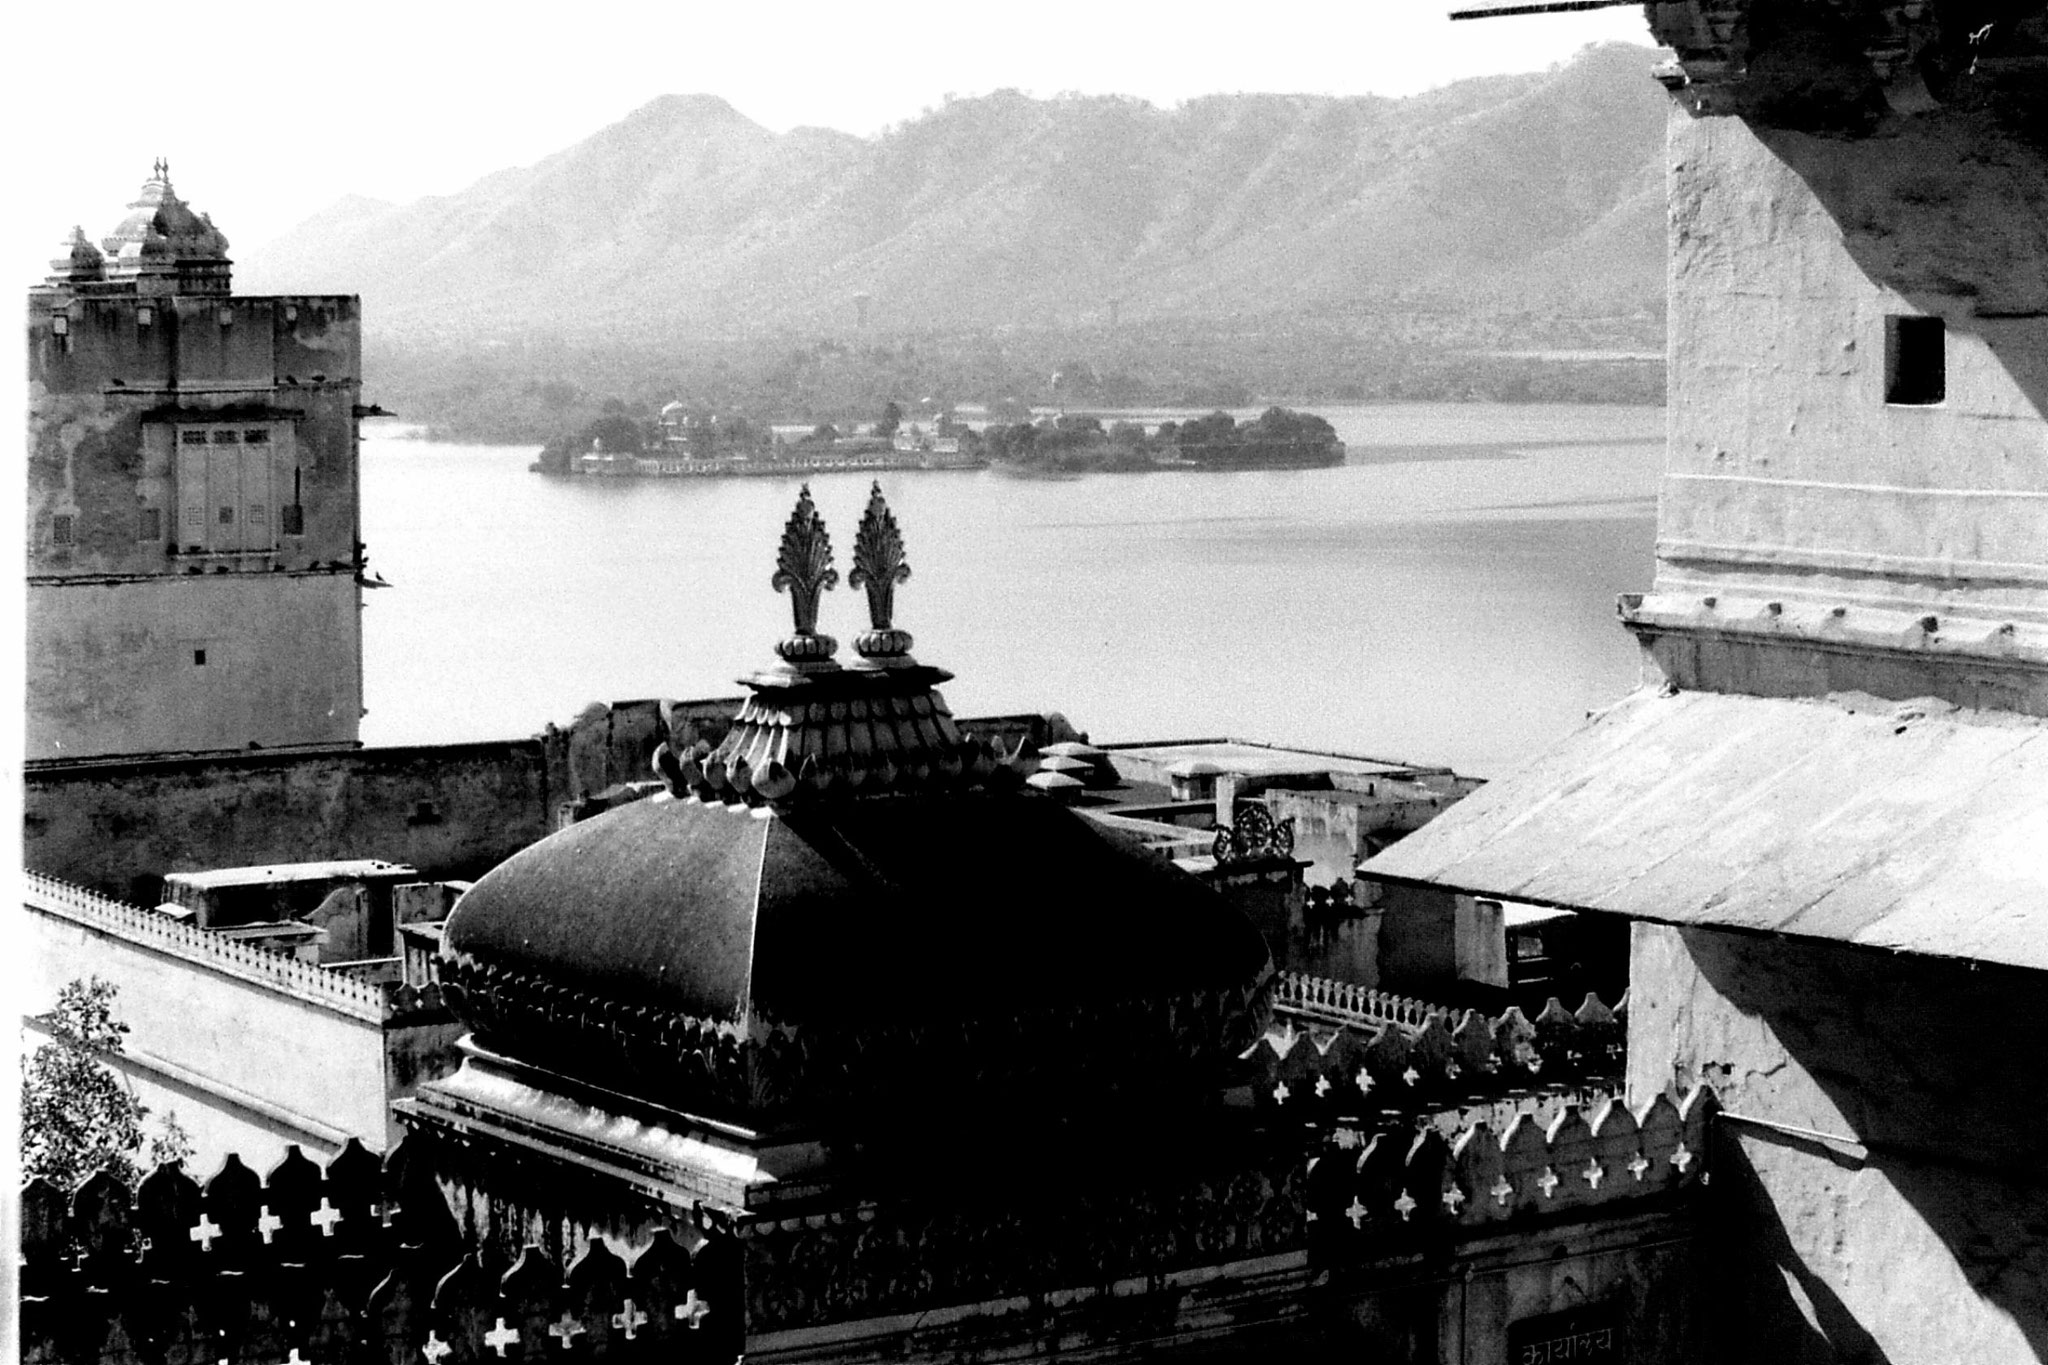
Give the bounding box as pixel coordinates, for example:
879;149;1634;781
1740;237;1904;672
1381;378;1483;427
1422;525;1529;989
17;1137;743;1365
1303;1086;1715;1252
17;1080;1714;1365
1258;977;1627;1117
25;871;386;1022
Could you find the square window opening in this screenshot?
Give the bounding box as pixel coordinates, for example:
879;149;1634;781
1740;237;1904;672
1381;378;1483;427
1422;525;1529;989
1886;315;1946;405
193;649;207;666
52;514;75;547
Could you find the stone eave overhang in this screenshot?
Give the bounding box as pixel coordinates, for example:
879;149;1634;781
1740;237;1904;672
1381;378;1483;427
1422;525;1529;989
1453;0;2048;126
1360;687;2048;971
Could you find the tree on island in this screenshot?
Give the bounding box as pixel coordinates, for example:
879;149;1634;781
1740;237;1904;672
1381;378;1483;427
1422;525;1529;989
874;401;905;439
1177;410;1239;446
22;978;191;1190
1174;407;1337;451
585;412;648;455
1242;405;1338;444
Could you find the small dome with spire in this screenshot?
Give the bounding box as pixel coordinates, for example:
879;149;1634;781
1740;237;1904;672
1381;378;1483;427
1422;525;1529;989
45;226;105;286
99;160;232;295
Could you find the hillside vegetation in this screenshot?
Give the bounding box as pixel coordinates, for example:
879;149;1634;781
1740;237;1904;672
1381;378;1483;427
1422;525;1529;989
241;44;1672;440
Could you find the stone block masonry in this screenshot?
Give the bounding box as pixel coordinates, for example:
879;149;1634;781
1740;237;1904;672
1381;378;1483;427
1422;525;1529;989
24;741;554;903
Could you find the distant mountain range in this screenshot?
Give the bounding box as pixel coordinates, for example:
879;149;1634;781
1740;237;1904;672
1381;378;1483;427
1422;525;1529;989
238;43;1671;340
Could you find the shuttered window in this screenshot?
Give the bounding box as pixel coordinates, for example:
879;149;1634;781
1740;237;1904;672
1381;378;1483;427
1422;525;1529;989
175;423;284;552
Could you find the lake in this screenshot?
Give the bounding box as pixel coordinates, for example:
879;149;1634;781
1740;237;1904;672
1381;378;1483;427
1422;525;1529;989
359;403;1664;779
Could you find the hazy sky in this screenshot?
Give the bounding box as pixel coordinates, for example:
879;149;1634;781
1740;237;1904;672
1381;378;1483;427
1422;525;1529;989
7;0;1654;274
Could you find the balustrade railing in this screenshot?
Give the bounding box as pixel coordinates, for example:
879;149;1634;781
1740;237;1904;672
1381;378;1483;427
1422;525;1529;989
26;871;403;1022
1271;970;1447;1030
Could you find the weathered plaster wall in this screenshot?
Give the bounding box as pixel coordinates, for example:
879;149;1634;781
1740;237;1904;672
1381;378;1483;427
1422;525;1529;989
1372;880;1459;995
27;572;361;760
1267;786;1466;880
1626;923;2048;1360
1415;1214;1698;1365
25;907;389;1172
26;293;365;756
383;1016;467;1136
24;741;551;902
1638;106;2048;709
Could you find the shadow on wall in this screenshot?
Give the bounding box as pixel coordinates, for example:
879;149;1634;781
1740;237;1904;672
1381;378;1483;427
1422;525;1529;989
1760;105;2047;420
1704;1132;1896;1365
1686;933;2048;1362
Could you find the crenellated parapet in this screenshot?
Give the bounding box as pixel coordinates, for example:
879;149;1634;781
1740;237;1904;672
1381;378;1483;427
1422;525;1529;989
18;1137;743;1365
17;1082;1715;1365
1254;981;1627;1118
1302;1087;1717;1257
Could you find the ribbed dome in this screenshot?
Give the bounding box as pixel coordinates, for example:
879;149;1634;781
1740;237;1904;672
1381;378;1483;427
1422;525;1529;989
440;487;1273;1134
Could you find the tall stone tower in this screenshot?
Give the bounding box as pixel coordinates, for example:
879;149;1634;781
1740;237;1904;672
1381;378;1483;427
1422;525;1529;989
26;163;365;761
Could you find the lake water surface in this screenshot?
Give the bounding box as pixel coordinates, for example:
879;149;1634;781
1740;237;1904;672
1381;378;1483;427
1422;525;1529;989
360;403;1664;779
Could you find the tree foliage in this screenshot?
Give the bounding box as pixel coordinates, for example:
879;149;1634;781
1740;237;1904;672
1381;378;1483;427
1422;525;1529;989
21;977;191;1190
1242;405;1338;443
1177;410;1238;445
584;413;649;454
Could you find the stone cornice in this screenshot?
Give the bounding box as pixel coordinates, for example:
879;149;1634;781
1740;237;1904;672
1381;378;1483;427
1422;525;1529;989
1648;0;2048;125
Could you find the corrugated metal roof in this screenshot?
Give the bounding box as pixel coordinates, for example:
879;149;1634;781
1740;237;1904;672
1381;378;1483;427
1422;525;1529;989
1361;688;2048;970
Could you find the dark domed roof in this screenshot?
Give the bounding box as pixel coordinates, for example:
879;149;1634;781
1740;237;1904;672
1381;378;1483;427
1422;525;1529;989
441;487;1273;1132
